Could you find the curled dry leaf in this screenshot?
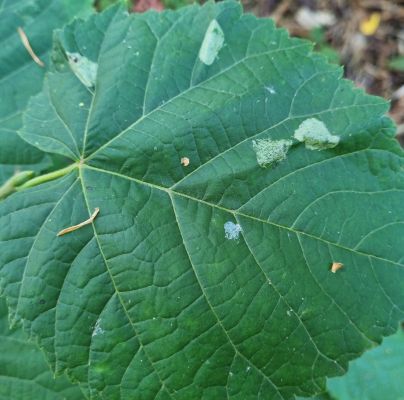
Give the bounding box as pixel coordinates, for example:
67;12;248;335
360;12;381;36
17;27;45;67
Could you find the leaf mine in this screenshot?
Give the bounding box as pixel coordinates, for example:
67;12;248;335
294;118;340;150
252;138;293;167
198;19;225;66
224;221;243;240
67;52;98;88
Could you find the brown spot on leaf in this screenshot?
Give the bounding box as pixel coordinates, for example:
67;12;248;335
331;262;343;273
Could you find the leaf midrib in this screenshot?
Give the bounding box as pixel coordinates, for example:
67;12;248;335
78;168;174;400
82;160;404;269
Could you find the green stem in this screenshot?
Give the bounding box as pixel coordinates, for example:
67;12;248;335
0;170;35;200
17;163;78;190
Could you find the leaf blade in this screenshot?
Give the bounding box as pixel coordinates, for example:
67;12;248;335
2;2;404;399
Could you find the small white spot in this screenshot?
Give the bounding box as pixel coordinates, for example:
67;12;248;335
246;366;251;372
252;139;292;168
92;319;104;337
67;52;98;88
265;85;276;94
79;102;84;107
229;372;234;377
199;20;225;66
294;118;339;150
224;221;242;240
286;309;292;317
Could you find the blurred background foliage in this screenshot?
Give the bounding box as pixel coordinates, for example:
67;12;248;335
95;0;404;143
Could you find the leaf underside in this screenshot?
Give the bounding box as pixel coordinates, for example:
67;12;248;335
0;0;93;184
1;2;404;400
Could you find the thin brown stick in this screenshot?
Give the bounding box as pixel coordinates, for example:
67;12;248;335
57;208;100;237
17;27;45;67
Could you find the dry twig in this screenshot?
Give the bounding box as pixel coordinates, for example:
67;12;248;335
57;208;100;237
17;27;45;67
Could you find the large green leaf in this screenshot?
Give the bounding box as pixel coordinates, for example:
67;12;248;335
0;0;93;185
0;297;85;399
1;2;404;399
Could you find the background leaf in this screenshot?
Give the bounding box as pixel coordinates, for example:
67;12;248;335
388;56;404;72
1;2;404;399
326;327;404;400
0;0;93;185
0;297;85;399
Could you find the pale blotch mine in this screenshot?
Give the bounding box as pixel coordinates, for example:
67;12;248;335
198;20;225;66
92;319;104;337
224;221;242;240
265;85;276;94
294;118;340;150
252;139;292;168
67;52;98;88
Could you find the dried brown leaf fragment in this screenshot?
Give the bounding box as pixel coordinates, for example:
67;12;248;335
17;27;45;67
57;208;100;237
331;262;344;273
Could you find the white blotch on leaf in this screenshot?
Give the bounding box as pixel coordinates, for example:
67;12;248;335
265;85;276;94
181;157;190;166
92;319;104;337
67;52;98;88
224;221;242;240
252;139;292;168
199;20;225;66
294;118;339;150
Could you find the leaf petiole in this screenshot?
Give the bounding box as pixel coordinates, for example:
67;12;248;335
0;170;35;200
17;163;78;191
